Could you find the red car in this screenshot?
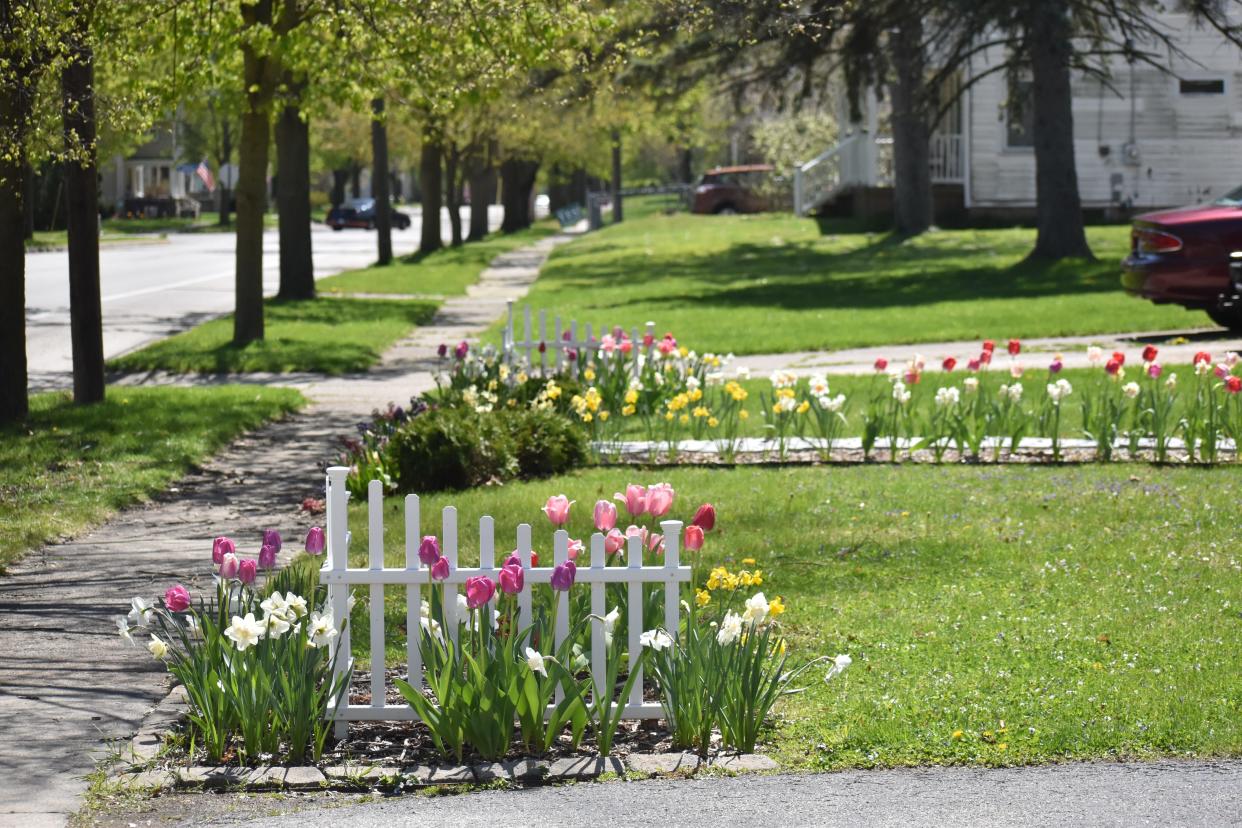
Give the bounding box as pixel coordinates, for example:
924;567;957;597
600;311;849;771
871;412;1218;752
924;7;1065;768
1122;190;1242;330
691;165;774;215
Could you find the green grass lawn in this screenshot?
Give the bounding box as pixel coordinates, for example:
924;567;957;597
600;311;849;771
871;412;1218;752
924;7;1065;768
317;223;558;297
494;212;1205;355
335;463;1242;768
108;297;438;375
28;229;154;251
0;386;303;571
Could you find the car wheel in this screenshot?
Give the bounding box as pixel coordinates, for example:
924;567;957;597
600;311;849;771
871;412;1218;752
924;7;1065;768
331;226;343;232
1206;306;1242;331
715;204;738;215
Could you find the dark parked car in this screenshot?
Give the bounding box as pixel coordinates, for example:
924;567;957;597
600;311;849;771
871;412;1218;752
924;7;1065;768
691;165;774;215
326;198;411;231
1122;188;1242;329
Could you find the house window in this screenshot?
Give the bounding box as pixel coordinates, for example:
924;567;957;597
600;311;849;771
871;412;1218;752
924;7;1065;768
1180;78;1225;95
1005;81;1035;149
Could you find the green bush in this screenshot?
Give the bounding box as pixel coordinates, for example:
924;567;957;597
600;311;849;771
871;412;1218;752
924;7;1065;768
502;408;589;479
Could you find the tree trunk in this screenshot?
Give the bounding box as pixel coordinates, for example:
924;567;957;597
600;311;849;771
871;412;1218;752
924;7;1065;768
330;169;348;207
276;100;314;298
371;97;393;264
23;161;34;239
890;17;933;236
467;139;497;242
678;148;693;184
500;158;539;233
610;129;623;223
0;79;31;423
1024;0;1093;261
445;142;463;247
61;24;105;404
216;120;232;225
349;163;361;198
419;132;443;254
234;0;274;346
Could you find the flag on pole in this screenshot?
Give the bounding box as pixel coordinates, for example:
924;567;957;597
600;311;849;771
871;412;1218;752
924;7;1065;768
195;159;215;192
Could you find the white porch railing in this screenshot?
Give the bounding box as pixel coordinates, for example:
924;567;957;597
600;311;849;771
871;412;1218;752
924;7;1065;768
930;133;965;183
320;468;692;738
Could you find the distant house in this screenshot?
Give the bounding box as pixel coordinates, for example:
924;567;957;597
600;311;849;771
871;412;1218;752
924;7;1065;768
795;11;1242;220
101;125;237;218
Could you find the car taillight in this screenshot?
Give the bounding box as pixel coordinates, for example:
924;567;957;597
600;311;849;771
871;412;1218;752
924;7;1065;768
1135;227;1183;254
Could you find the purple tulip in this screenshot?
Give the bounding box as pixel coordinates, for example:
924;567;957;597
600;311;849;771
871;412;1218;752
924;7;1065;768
419;535;441;566
305;526;326;555
437;343;448;358
455;340;469;360
212;536;235;565
262;529;282;553
430;557;450;581
465;576;497;608
499;562;524;595
220;552;240;579
258;543;278;570
550;560;577;592
238;559;257;585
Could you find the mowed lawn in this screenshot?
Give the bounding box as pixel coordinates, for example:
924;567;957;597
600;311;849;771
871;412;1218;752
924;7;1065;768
108;297;438;375
330;464;1242;769
497;211;1206;355
0;387;304;570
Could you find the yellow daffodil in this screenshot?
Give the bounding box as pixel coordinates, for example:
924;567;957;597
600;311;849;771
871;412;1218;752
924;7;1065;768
768;596;785;618
695;589;711;607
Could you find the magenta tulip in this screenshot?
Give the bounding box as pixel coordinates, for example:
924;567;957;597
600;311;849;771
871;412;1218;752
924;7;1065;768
684;524;704;552
499;562;524;594
419;535;441;566
543;494;574;526
615;484;647;516
258;543;278;570
646;483;675;518
431;557;450;581
455;340;469;360
593;499;618;531
691;503;716;532
304;526;326;555
550;561;577;591
164;584;191;612
465;576;497;608
604;528;626;555
238;559;257;585
220;552;240;579
262;529;282;553
212;536;235;565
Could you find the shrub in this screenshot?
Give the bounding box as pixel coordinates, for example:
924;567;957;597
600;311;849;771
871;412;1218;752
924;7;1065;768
502;408;589;478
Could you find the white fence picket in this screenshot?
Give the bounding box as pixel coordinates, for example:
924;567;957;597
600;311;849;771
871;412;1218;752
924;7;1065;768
404;494;421;689
626;532;643;708
443;506;459;642
589;533;606;700
368;481;385;709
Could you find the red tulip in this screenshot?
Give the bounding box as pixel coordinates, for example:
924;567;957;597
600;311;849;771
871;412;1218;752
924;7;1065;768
691;503;716;532
967;358;981;372
1112;351;1126;366
942;357;957;372
1142;345;1158;363
1228;376;1242;394
1105;359;1121;376
1194;351;1212;366
684;524;704;552
982;340;996;353
873;358;888;372
1007;339;1021;356
980;350;993;365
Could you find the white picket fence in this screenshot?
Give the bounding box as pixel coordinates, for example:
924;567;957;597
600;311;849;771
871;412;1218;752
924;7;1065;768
320;466;692;737
502;300;657;378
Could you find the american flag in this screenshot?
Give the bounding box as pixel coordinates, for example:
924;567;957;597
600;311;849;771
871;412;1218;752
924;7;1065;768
195;159;215;192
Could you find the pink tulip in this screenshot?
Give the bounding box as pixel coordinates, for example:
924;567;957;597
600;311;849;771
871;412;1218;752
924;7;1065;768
625;524;648;548
550;561;577;591
691;503;716;532
431;557;450;581
258;543;277;570
1049;358;1063;374
1216;363;1229;379
567;538;584;560
465;576;496;608
604;528;626;555
647;533;665;554
543;494;574;526
684;524;704;552
164;584;191;612
1009;362;1025;379
212;536;235;565
455;340;469;359
620;339;633;354
304;527;326;555
238;559;257;585
601;334;616;353
262;529;282;553
593;499;618;531
646;483;675;518
499;562;524;595
220;552;239;579
419;535;441;566
1148;363;1163;379
967;358;981;372
615;484;646;516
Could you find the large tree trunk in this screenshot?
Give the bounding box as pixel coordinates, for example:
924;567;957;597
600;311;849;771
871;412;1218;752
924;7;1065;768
610;129;623;223
23;161;34;239
678;148;693;184
349;163;361;199
467;139;497;242
61;23;105;404
445;142;463;247
371;97;393;264
419;132;443;254
276;99;314;298
1024;0;1092;261
0;77;32;423
234;0;275;346
330;169;348;207
500;158;539;233
890;17;933;236
216;119;233;225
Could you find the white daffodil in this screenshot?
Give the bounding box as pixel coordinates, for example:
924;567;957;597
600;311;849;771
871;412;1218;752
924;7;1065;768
639;629;673;651
525;647;548;676
736;366;750;380
603;607;620;646
224;613;266;651
716;611;743;646
963;377;979;393
824;653;852;683
260;592;288;616
934;386;960;407
307;612;338;649
185;615;202;640
263;611;292;639
147;635;168;660
1123;381;1141;399
283;592;308;619
127;597;150;626
1166;372;1178;391
809;375;830;397
115;616;133;645
742;593;770;626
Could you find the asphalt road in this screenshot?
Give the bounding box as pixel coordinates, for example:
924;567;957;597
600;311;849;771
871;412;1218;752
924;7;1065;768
23;205;502;390
237;761;1242;828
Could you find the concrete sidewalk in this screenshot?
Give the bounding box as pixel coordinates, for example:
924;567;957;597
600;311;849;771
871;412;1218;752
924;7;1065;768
0;233;574;828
